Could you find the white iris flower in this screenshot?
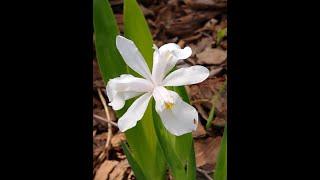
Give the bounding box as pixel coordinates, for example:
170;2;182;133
106;35;209;136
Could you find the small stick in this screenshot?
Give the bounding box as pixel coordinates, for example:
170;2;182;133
191;98;211;105
197;168;213;180
184;59;195;66
93;114;118;127
97;88;113;159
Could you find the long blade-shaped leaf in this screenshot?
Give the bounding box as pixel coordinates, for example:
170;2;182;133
157;86;196;180
213;125;227;180
152;99;196;180
121;143;147;180
93;0;126;81
123;0;166;179
94;0;163;179
123;0;153;69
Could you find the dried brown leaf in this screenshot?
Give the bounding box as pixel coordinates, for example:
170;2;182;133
165;11;220;37
93;96;102;109
196;18;218;33
220;40;227;49
197;47;226;65
195;37;214;53
94;160;119;180
182;33;203;43
192;123;207;138
195;136;222;168
195;104;208;120
93;59;102;82
212;117;226;127
184;0;227;10
109;160;130;180
209;66;224;77
140;4;155;17
109;0;123;6
115;14;124;33
111;133;126;148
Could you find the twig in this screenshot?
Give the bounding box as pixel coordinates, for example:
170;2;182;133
191;98;211;105
93;114;118;127
194;104;208;120
97;88;113;159
197;168;213;180
184;59;195;66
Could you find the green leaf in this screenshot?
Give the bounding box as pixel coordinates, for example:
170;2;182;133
213;125;227;180
206;81;227;129
121;143;147;180
124;0;153;69
153;81;195;179
93;0;127;82
94;0;165;178
206;98;216;129
186;144;196;179
123;0;166;179
217;28;227;46
122;0;197;176
173;86;196;179
152;101;187;179
123;106;166;180
152;98;196;180
173;86;190;103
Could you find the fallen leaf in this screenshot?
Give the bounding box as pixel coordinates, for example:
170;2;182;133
197;47;227;65
115;14;124;32
188;84;199;97
94;132;108;147
94;160;119;180
196;18;218;33
168;0;179;7
195;104;208;120
156;6;174;25
209;66;223;77
94;81;105;89
109;160;130;180
220;40;227;49
165;11;221;37
195;36;214;54
193;123;207;138
93;59;102;82
140;0;157;6
178;39;186;47
93;96;102;109
212;117;226;127
111;133;126;148
109;0;123;6
188;44;198;57
127;170;135;179
182;33;203;43
116;152;126;160
199;85;214;101
195;136;222;168
184;0;227;10
140;4;155;17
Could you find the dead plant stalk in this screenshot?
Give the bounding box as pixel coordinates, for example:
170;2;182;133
97;88;113;159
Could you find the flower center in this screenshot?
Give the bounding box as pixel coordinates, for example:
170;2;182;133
152;86;176;111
